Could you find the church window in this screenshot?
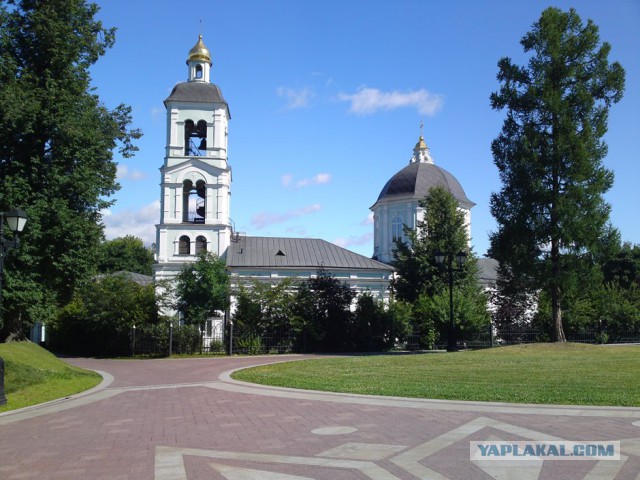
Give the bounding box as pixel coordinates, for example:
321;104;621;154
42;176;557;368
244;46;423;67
178;235;190;255
392;215;404;242
195;65;203;79
196;236;207;254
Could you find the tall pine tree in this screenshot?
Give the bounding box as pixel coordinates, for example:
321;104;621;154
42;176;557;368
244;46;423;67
393;185;474;302
489;7;625;341
0;0;140;336
393;186;488;345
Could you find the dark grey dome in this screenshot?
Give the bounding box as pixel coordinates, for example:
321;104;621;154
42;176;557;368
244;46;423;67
164;82;229;113
375;162;474;208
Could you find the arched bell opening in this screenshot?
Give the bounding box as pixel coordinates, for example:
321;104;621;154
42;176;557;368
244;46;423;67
184;118;207;156
182;179;206;224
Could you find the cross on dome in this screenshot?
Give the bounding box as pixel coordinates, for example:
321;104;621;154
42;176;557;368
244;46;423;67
412;121;433;164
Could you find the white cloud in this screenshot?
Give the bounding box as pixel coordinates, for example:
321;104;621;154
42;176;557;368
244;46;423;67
285;225;308;236
281;174;293;187
362;213;374;226
333;232;373;248
283;173;332;189
276;86;315;109
251;204;321;229
117;164;147;181
101;200;159;245
296;173;331;188
338;87;443;116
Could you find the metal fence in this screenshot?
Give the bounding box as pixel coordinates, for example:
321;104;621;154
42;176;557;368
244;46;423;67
398;327;640;352
130;324;640;357
231;332;298;355
130;323;225;357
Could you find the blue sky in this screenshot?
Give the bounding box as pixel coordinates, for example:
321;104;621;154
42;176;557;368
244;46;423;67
92;0;640;258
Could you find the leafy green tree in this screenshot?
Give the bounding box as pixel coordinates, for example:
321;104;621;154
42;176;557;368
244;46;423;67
174;253;229;326
386;300;413;347
421;286;489;344
352;293;405;351
295;268;356;352
51;275;157;356
410;295;437;349
0;0;141;337
489;7;625;341
97;236;154;275
602;242;640;290
233;279;298;337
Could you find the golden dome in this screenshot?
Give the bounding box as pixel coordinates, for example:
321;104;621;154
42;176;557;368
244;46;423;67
187;34;211;64
415;135;428;150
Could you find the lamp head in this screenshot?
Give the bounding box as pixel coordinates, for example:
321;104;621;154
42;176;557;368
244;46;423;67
5;208;27;233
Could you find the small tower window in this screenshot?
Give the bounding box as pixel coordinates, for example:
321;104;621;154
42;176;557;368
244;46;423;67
195;65;203;79
196;236;207;254
179;235;191;255
392;215;404;242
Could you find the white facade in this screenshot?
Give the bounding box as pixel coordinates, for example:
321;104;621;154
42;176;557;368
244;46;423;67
153;35;232;287
371;135;474;264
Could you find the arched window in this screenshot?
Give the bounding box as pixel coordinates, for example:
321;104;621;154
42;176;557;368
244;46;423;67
195;65;203;79
179;235;190;255
195;236;207;254
392;215;404;242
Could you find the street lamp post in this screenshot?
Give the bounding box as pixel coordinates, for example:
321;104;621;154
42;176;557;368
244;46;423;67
434;249;467;352
0;208;29;406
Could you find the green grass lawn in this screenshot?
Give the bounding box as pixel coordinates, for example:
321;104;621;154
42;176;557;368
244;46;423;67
232;343;640;407
0;342;101;413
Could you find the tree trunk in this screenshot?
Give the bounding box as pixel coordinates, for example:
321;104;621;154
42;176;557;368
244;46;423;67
550;238;566;342
551;285;566;342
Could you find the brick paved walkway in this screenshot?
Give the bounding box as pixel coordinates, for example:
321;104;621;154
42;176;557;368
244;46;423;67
0;355;639;479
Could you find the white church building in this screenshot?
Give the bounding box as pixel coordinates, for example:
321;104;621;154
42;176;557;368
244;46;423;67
152;36;395;312
152;36;481;324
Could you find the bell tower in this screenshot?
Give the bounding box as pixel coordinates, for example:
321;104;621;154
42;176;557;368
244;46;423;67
153;35;232;286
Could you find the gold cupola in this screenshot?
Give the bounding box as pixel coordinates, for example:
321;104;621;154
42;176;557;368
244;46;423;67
414;135;428;150
187;34;212;65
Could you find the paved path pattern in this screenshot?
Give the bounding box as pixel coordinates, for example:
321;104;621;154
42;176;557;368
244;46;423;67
0;355;639;479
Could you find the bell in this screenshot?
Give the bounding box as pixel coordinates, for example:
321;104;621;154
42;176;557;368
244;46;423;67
198;138;207;150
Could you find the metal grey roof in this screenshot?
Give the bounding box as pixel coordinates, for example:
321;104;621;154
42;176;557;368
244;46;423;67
226;236;394;271
374;162;474;209
97;271;154;286
164;82;229;111
476;258;498;287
